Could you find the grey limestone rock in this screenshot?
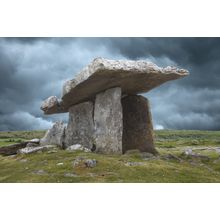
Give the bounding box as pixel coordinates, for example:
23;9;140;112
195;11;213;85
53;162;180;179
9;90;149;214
41;58;189;114
40;121;66;147
64;101;94;149
94;87;123;154
122;95;156;154
18;145;57;154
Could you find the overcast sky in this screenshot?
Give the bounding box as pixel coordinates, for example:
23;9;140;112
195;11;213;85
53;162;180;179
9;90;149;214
0;37;219;131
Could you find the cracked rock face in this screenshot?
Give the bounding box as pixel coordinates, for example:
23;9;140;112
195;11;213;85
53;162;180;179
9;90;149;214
40;121;66;147
122;95;156;154
40;96;64;114
94;87;123;154
41;58;189;114
64;101;94;149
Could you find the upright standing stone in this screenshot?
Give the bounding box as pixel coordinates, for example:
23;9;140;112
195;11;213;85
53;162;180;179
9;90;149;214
64;101;94;149
122;95;156;154
40;121;66;147
94;87;123;154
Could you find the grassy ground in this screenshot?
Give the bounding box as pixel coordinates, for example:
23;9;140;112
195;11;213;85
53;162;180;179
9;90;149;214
0;130;220;183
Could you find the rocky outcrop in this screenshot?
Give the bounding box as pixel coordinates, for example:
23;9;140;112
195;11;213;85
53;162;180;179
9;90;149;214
40;121;66;147
64;101;94;149
94;87;123;154
42;58;189;114
122;95;156;154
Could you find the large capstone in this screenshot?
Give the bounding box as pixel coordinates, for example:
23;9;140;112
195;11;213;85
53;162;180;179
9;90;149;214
64;101;94;149
41;58;189;114
40;121;66;147
122;95;156;154
94;87;123;154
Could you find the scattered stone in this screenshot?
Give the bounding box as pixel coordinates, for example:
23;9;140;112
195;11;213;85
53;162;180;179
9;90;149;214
18;145;58;154
94;87;123;154
122;95;156;154
42;58;189;114
64;101;94;150
72;156;86;167
64;173;78;177
57;162;64;166
84;159;97;168
40;121;66;147
66;144;91;152
125;162;145;166
19;159;28;163
32;170;47;175
182;149;210;161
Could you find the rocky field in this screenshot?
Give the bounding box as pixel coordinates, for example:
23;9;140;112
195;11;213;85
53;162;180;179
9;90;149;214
0;130;220;183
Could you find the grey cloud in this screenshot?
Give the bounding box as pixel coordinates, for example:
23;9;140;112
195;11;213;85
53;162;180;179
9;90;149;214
0;37;219;131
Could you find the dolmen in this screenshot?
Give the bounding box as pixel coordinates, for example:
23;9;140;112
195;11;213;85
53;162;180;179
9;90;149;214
41;58;189;154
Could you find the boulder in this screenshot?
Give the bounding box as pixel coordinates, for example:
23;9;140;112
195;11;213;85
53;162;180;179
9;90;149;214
122;95;156;154
40;121;66;147
94;87;123;154
0;142;29;156
64;101;94;149
41;58;189;114
84;159;97;168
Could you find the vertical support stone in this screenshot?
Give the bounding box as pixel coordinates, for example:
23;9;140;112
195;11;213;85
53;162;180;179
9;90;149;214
94;87;123;154
64;101;94;149
122;95;156;154
40;121;66;147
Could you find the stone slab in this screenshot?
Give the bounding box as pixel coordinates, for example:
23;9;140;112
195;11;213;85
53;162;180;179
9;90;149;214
41;58;189;114
64;101;94;149
40;121;66;147
94;87;123;154
122;95;156;154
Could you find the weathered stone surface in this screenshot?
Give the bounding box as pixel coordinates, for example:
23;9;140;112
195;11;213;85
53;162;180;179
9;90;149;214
84;159;97;168
41;58;189;114
18;145;57;154
26;142;39;148
41;96;65;114
28;138;40;144
122;95;156;154
0;142;29;156
40;121;65;147
66;144;91;152
94;87;123;154
64;101;94;149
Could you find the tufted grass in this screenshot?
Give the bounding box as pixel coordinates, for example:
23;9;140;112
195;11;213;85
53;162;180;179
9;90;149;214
0;129;220;182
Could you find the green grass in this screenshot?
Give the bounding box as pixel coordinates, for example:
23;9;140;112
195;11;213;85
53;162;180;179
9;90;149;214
0;130;220;183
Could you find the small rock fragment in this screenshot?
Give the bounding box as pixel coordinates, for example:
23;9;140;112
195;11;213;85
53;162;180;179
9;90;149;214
64;173;78;177
57;162;64;166
66;144;91;152
84;159;97;168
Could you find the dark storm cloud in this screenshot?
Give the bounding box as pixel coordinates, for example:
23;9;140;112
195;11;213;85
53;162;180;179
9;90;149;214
0;37;219;131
